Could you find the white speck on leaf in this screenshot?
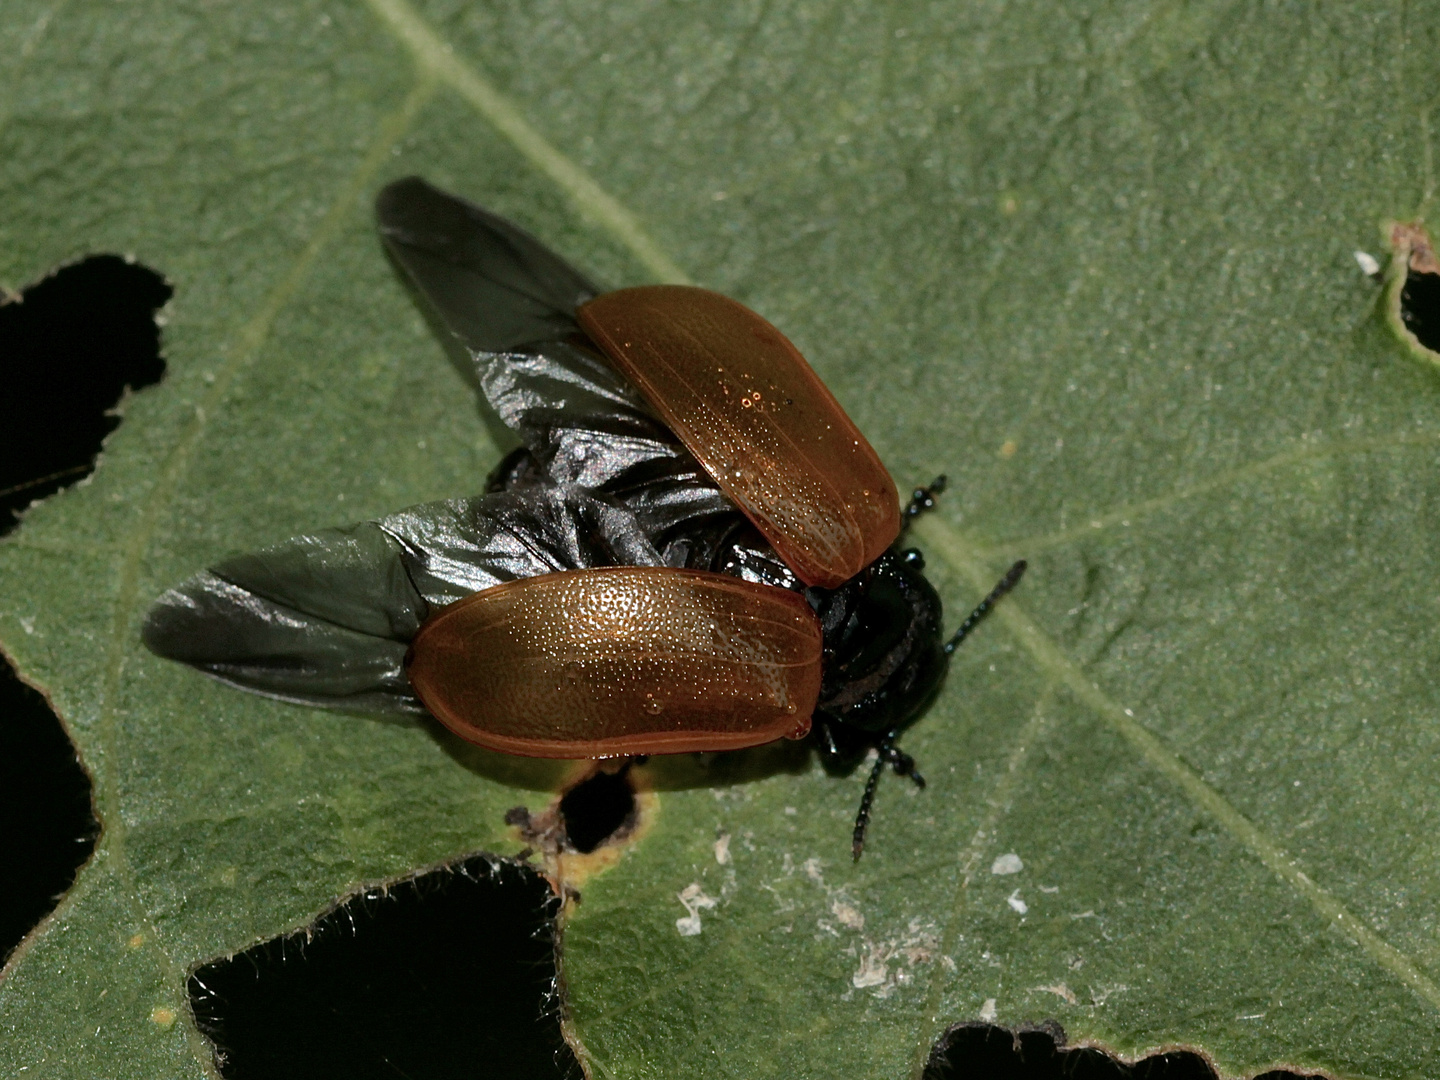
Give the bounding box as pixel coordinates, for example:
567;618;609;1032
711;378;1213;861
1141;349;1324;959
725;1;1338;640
803;857;824;883
852;945;888;988
675;883;718;937
714;833;731;865
1354;249;1381;277
1007;890;1028;915
830;898;864;930
979;998;998;1022
19;617;35;634
990;853;1023;875
847;919;939;996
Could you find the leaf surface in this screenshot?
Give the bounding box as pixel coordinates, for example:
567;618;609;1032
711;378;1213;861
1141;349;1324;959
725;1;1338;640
2;1;1439;1076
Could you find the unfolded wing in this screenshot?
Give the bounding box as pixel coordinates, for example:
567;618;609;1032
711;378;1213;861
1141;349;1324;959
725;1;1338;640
375;176;600;352
376;177;736;552
142;185;803;719
142;486;662;712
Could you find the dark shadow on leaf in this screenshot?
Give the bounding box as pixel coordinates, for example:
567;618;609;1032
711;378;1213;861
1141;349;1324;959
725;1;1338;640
428;709;813;795
379;241;525;456
189;854;581;1080
424;715;585;792
923;1022;1332;1080
633;737;814;790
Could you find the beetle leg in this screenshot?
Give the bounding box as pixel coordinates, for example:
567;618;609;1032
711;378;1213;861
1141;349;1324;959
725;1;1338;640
901;475;948;528
811;715;861;770
852;734;925;861
880;743;926;789
814;717;843;759
943;560;1027;655
850;558;1028;861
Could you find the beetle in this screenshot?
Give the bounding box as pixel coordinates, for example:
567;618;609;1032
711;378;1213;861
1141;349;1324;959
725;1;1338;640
143;176;1024;858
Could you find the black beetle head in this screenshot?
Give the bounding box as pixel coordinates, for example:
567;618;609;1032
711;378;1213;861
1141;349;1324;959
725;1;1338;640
811;549;946;736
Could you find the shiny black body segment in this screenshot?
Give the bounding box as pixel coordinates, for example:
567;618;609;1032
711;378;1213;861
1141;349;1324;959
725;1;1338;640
142;177;1023;857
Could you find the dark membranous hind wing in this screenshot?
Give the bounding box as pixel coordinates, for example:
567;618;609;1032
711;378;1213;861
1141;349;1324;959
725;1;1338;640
377;177;734;545
142;486;663;713
143;181;750;715
375;175;600;354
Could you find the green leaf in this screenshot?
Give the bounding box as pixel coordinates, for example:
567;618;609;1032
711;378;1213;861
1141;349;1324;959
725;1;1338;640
3;1;1438;1076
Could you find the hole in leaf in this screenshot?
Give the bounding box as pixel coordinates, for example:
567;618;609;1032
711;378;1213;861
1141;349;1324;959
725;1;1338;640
0;254;164;966
0;657;100;965
0;254;170;531
923;1022;1327;1079
1400;265;1440;353
558;765;638;854
188;855;581;1080
1386;221;1440;364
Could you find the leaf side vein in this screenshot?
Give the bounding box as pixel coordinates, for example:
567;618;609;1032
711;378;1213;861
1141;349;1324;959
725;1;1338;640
85;77;437;1065
974;429;1440;559
362;0;692;286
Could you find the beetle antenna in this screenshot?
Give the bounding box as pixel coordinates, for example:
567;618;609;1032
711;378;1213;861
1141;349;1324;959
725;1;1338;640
852;738;926;861
852;751;886;861
943;560;1027;655
901;475;948;527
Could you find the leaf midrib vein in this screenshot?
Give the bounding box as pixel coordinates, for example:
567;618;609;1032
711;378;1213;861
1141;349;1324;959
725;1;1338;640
362;0;691;288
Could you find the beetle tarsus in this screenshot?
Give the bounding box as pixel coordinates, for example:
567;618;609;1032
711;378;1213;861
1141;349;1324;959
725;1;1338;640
943;560;1027;656
902;475;949;526
852;735;925;860
880;743;925;788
